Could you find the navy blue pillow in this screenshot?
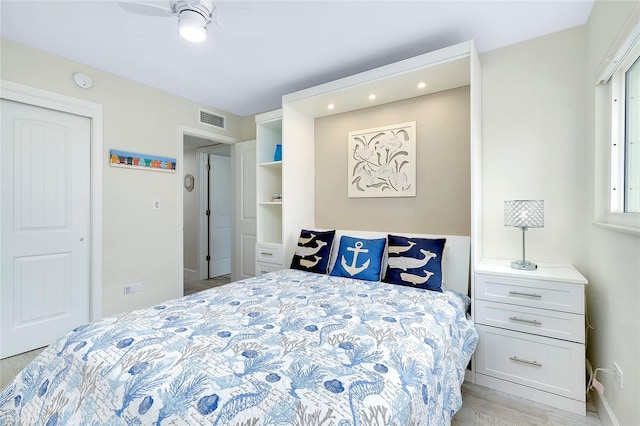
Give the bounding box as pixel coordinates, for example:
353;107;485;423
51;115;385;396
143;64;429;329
330;236;386;281
384;235;446;292
290;229;336;274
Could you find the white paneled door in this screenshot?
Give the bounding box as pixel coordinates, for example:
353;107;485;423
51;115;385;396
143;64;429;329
232;140;256;281
1;99;91;359
208;154;232;278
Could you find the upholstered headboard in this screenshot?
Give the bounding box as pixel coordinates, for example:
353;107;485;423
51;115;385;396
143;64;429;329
327;230;471;295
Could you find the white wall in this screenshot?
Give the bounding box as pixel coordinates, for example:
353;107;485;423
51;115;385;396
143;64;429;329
480;26;588;268
0;38;243;316
585;2;640;425
182;149;199;273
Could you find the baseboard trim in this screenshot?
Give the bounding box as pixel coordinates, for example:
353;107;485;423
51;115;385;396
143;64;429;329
593;388;619;426
464;369;475;384
184;268;199;282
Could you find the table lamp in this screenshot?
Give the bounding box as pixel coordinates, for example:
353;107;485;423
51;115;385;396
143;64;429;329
504;200;544;270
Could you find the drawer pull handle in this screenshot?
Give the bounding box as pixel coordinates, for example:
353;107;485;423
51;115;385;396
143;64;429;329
260;252;273;256
508;291;542;298
510;356;542;367
509;316;542;325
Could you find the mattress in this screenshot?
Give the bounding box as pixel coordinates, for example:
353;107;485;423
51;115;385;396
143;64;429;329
0;269;478;425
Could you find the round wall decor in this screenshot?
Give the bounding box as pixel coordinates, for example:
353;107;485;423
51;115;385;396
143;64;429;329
184;173;195;192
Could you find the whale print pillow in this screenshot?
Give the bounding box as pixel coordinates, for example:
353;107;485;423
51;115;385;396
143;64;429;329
329;236;386;281
384;234;446;292
290;229;336;274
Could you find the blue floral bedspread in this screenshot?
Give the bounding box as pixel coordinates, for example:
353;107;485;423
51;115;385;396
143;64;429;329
0;269;477;425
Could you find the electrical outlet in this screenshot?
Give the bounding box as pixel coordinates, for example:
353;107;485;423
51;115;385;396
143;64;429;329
124;283;143;294
153;199;160;210
614;362;623;389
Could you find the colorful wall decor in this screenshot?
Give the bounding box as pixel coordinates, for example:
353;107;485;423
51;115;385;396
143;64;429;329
109;149;176;172
348;121;416;198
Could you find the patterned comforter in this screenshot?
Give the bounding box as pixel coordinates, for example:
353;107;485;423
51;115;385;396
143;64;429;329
0;269;478;425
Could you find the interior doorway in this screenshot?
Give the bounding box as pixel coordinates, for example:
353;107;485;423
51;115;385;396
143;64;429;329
182;134;232;294
1;80;103;357
1;99;91;359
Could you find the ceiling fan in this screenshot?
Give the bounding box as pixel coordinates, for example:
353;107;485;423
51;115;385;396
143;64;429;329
118;1;216;43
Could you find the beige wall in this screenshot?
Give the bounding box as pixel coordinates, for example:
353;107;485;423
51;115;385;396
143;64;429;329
1;38;243;317
240;115;257;141
585;2;640;425
315;87;470;236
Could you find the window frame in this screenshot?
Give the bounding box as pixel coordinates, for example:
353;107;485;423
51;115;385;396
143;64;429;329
610;42;640;214
594;14;640;236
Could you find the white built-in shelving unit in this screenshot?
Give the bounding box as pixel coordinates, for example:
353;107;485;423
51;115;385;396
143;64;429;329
255;109;284;274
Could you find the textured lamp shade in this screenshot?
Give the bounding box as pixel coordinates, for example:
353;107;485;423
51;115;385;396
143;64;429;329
504;200;544;228
504;200;544;270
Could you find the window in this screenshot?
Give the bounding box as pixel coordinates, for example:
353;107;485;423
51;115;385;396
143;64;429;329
625;56;639;213
595;15;640;234
611;43;640;215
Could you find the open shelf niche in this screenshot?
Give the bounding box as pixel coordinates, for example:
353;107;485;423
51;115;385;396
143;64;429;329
279;40;482;281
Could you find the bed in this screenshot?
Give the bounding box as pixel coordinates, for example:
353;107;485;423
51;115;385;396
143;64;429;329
0;230;477;425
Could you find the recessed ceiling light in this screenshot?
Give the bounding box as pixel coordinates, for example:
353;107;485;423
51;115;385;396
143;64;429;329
368;94;376;100
417;82;426;89
328;104;335;110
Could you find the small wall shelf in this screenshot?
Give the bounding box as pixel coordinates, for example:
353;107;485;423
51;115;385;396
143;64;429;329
259;161;282;168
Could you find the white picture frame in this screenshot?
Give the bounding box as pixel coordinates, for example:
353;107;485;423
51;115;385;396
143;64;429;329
348;121;416;198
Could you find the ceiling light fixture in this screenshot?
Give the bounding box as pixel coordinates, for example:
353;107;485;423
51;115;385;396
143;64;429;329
368;94;376;100
328;104;335;110
417;82;426;89
178;9;208;42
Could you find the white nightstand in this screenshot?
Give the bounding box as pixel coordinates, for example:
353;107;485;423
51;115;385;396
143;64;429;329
474;258;588;415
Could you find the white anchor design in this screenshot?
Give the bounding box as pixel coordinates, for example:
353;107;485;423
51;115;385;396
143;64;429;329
341;241;370;276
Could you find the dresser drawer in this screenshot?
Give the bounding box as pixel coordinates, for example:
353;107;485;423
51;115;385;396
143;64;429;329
255;261;281;276
475;300;584;343
476;325;585;401
475;274;584;314
256;243;283;265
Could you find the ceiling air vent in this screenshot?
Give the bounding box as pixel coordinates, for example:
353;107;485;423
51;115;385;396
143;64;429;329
199;109;226;130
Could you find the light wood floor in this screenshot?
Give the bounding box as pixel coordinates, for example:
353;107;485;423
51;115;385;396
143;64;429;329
184;274;231;296
1;346;46;392
1;274;603;426
453;382;602;425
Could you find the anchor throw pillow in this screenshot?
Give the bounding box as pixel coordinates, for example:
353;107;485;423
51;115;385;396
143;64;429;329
329;236;386;282
290;229;336;274
383;235;446;292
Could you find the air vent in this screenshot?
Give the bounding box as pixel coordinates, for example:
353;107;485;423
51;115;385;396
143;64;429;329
199;109;226;130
